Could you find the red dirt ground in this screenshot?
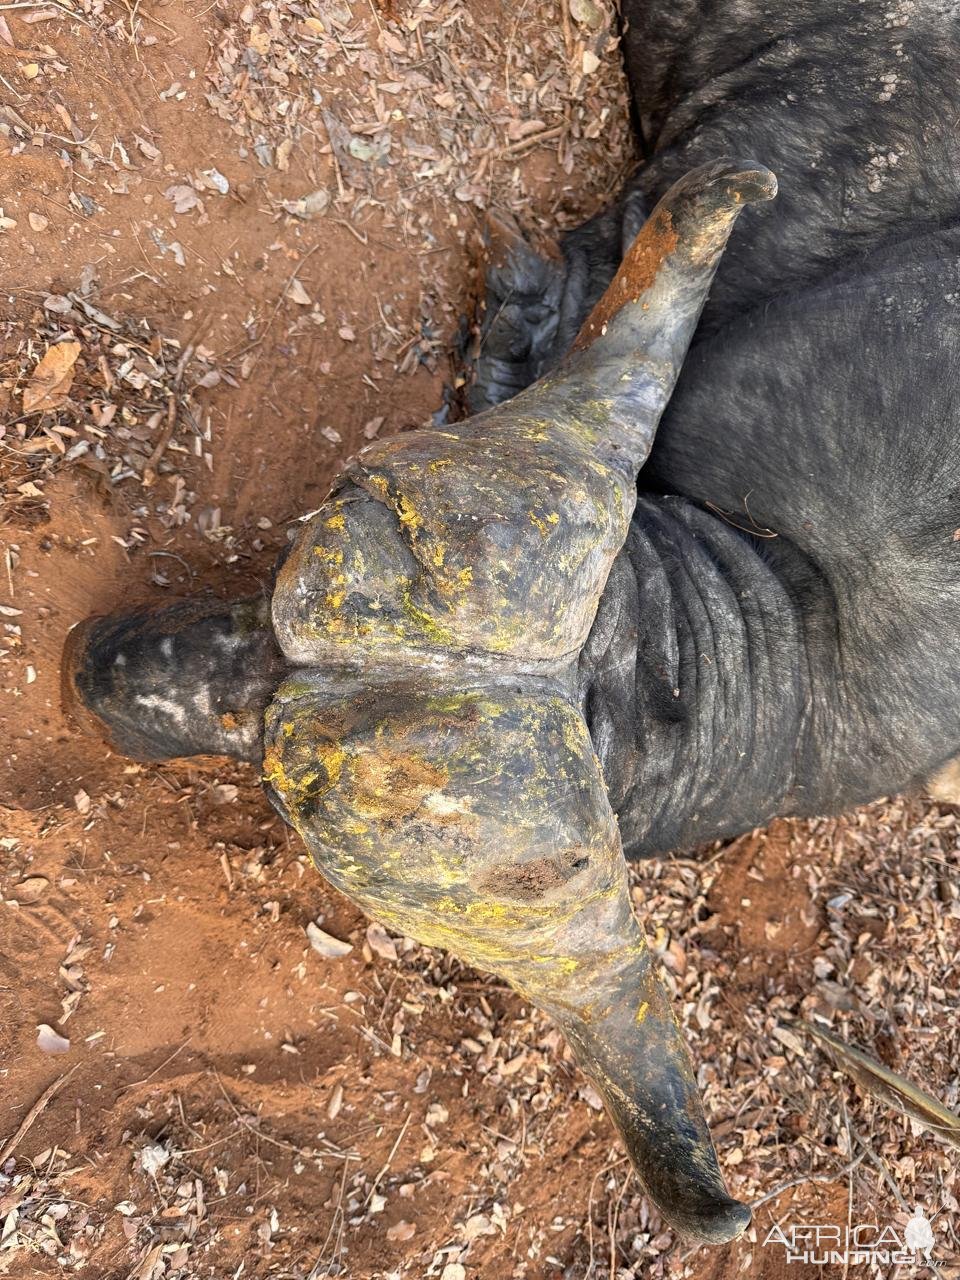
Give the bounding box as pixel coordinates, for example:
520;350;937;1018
1;3;958;1278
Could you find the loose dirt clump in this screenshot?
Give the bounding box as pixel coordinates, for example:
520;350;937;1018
1;2;959;1279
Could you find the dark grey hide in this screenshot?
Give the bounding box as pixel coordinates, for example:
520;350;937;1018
472;0;960;856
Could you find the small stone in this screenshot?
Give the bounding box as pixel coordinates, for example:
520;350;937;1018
366;922;398;962
306;921;352;958
36;1024;70;1054
12;876;48;904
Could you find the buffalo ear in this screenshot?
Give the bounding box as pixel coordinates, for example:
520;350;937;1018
467;211;564;414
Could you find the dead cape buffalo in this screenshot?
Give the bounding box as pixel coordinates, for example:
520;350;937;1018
63;0;960;1246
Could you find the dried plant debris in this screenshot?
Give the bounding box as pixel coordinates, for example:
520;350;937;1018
4;0;632;242
0;283;223;525
0;1147;101;1270
799;1020;960;1150
201;0;633;230
617;798;960;1273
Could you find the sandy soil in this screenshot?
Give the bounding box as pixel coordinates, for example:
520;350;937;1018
1;2;958;1278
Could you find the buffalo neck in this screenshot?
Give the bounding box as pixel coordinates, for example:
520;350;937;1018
579;494;810;856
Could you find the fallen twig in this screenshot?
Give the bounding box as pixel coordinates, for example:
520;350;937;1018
0;1064;78;1164
362;1112;411;1209
799;1020;960;1150
118;1037;192;1094
749;1154;865;1211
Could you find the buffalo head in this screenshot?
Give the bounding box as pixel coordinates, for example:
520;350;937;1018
64;160;776;1244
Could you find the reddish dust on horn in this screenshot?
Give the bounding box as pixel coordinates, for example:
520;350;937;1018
571;207;679;352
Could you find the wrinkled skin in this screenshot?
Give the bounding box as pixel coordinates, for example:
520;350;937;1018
475;0;960;855
63;0;960;1248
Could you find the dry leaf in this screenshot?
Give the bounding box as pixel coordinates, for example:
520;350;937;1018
773;1025;804;1055
327;1082;344;1120
134;134;161;160
201;168;229;195
36;1023;70;1054
281;189;330;220
306;921;352;958
130;1242;164;1280
286;278;312;306
569;0;603;26
139;1143;171;1176
463;1213;496;1242
43;294;72;314
247;26;271;54
23;341;81;414
164;184;202;214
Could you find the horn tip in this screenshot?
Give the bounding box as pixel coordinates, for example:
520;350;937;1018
677;158;778;210
725;164;778;205
673;1192;752;1246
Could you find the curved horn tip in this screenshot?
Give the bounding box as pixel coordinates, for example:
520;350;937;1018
668;1192;752;1246
674;158;778;210
721;163;778;206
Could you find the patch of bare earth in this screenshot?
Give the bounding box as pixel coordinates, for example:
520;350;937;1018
0;1;958;1278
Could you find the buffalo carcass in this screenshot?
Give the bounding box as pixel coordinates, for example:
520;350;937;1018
64;0;960;1246
473;0;960;854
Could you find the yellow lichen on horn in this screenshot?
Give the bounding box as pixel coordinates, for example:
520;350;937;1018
273;160;777;671
265;670;752;1243
263;161;777;1244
